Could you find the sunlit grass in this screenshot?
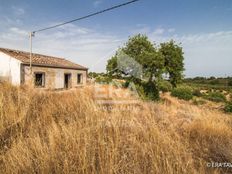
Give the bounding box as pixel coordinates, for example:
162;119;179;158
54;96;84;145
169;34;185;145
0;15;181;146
0;82;231;173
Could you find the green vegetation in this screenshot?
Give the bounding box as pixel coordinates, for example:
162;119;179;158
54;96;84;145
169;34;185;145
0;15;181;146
228;80;232;87
184;77;232;91
192;98;206;105
95;75;112;84
106;34;164;101
106;34;184;100
224;101;232;113
183;77;232;110
141;81;160;101
204;92;226;103
158;80;173;93
89;34;232;111
171;86;193;101
192;88;202;97
160;40;184;87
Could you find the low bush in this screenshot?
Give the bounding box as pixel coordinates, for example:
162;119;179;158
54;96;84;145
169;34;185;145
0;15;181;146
142;81;160;101
192;88;202;97
171;86;193;101
228;80;232;87
158;80;172;93
95;76;112;84
135;83;147;100
122;80;130;88
224;101;232;113
209;79;220;85
204;92;226;103
135;81;160;101
192;98;206;105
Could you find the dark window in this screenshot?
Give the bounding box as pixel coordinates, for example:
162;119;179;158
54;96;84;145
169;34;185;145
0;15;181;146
64;73;72;88
34;73;45;87
77;74;83;84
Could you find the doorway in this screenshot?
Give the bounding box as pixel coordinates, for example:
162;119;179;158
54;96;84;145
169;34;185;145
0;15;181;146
64;73;72;89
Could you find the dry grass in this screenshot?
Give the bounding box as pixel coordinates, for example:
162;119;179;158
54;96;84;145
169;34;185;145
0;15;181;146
0;82;232;174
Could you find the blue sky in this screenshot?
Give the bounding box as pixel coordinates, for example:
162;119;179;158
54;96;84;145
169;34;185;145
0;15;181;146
0;0;232;77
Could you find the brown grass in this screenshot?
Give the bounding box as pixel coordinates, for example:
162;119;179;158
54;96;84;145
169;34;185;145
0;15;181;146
0;82;232;174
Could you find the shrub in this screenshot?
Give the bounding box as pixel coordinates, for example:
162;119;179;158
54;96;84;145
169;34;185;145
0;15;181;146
142;81;160;101
111;80;123;88
192;98;206;105
209;79;220;85
135;83;147;100
95;76;112;84
158;80;172;93
224;101;232;113
135;81;160;101
204;92;226;103
192;88;202;97
171;86;193;101
122;80;130;88
228;80;232;87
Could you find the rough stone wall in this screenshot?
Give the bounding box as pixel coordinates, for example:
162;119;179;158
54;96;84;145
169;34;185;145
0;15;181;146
23;65;87;89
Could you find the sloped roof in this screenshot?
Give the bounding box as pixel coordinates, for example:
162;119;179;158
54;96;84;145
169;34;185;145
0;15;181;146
0;48;88;70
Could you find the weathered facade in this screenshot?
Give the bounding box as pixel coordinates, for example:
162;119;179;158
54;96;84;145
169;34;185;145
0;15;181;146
0;48;88;89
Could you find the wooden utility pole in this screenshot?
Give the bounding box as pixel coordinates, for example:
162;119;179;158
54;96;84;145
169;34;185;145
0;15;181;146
29;32;34;74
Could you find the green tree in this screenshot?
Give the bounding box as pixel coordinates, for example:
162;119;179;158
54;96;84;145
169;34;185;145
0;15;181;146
107;34;164;82
106;55;118;76
106;35;186;101
160;40;184;87
88;72;98;78
106;34;164;100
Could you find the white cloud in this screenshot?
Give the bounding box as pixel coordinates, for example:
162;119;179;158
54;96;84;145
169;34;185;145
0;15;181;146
0;23;232;77
12;6;25;16
132;26;166;36
51;24;91;38
0;16;23;27
93;0;103;7
168;28;175;33
10;27;28;36
132;26;150;35
147;31;232;77
0;27;28;42
152;28;165;35
0;24;124;72
125;26;232;77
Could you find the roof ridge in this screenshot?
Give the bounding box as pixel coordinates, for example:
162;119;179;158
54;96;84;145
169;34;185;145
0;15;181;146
0;47;88;70
0;47;67;61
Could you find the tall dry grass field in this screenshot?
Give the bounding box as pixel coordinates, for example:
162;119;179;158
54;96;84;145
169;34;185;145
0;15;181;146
0;82;232;174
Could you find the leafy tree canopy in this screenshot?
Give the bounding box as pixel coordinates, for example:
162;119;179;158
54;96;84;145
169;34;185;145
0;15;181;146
106;34;185;100
107;34;164;82
160;40;185;87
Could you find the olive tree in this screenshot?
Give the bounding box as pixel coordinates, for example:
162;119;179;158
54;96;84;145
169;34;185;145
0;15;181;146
160;40;184;87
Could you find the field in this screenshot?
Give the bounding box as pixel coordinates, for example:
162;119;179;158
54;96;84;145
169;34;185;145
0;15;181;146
0;82;232;173
184;77;232;92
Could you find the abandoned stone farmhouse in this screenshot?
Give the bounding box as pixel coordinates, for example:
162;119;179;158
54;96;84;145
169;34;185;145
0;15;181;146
0;48;88;89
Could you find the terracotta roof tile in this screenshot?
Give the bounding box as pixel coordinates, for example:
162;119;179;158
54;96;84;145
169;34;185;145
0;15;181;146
0;48;88;70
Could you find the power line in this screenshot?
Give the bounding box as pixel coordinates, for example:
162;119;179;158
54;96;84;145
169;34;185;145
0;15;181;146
33;0;140;33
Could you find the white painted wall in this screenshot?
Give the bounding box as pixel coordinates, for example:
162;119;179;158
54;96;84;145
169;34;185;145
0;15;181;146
0;52;21;85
